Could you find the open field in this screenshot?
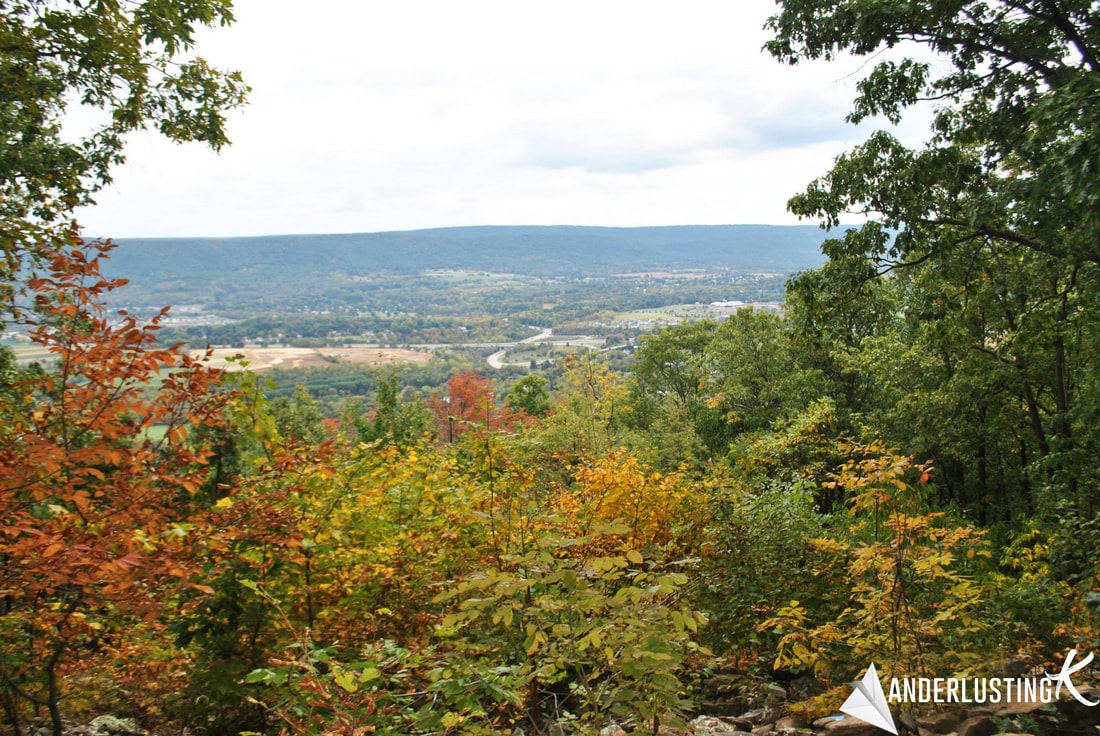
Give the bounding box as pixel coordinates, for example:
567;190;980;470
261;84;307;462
5;341;54;365
614;301;782;324
198;346;434;371
613;304;712;323
5;341;434;372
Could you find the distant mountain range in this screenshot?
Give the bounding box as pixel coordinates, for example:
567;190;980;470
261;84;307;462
102;225;834;281
94;225;841;311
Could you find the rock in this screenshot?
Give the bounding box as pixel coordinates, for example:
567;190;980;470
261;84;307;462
1055;688;1100;727
761;683;788;707
916;712;961;733
818;715;884;736
789;675;826;702
704;701;750;717
773;715;808;730
813;715;845;729
990;693;1047;719
751;725;774;734
600;725;628;736
739;708;775;726
718;717;756;731
689;714;755;735
702;673;753;716
895;709;919;734
90;717;143;736
657;726;692;736
956;715;996;736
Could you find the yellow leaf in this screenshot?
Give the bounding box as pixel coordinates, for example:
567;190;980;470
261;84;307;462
333;669;359;693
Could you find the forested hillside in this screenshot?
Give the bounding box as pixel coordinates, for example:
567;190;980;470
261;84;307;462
2;2;1099;736
94;225;831;319
103;225;831;280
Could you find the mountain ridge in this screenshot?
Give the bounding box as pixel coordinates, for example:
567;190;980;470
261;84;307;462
102;224;835;281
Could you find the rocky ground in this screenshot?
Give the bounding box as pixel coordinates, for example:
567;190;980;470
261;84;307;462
30;677;1100;736
596;671;1100;736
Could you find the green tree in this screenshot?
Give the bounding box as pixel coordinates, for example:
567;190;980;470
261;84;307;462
1;0;248;237
768;0;1100;517
505;373;551;418
351;369;432;446
272;384;327;446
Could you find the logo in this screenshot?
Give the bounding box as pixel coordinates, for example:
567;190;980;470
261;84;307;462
840;649;1097;731
1047;649;1098;707
840;662;897;735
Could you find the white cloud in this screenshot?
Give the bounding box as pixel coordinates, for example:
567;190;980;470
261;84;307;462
75;0;927;237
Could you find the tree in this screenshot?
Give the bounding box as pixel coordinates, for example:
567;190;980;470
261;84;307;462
0;0;248;238
352;369;431;446
272;383;327;446
505;373;551;419
0;3;246;730
429;371;518;442
0;237;229;735
767;0;1100;517
767;1;1100;267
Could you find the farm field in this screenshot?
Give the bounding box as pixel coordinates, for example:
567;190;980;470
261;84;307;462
4;341;54;365
199;345;434;371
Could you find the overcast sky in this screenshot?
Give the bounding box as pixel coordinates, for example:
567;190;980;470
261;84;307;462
75;0;924;238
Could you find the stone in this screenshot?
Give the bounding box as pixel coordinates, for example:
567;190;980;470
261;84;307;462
702;673;754;716
990;695;1046;719
657;726;692;736
761;683;789;707
813;715;845;729
739;708;774;725
895;709;919;734
88;716;143;736
689;714;756;735
916;712;961;733
788;675;825;702
956;716;996;736
773;715;808;730
819;715;885;736
719;717;756;731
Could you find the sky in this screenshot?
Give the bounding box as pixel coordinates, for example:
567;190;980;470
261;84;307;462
74;0;927;238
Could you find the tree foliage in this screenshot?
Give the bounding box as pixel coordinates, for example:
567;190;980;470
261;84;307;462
7;1;1100;732
0;0;248;235
0;236;231;734
769;0;1100;516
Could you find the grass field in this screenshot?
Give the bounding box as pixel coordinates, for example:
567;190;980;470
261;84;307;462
613;304;710;322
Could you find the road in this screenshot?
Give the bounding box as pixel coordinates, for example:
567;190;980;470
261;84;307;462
487;327;552;369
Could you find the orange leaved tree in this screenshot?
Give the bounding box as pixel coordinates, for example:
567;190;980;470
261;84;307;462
0;231;229;735
429;370;520;442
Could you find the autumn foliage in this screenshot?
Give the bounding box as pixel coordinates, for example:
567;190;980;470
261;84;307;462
0;232;231;734
2;232;1098;735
